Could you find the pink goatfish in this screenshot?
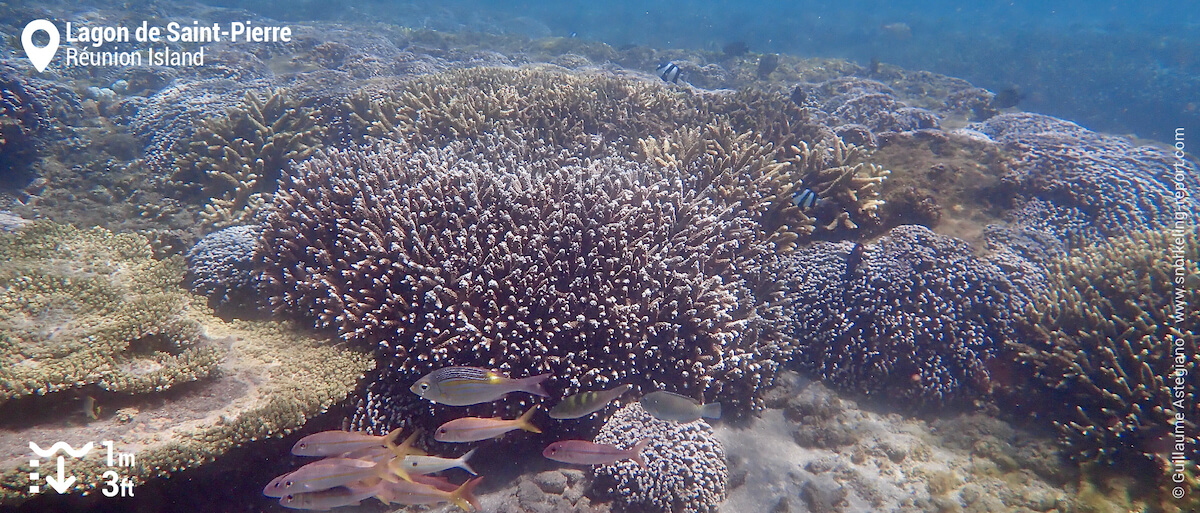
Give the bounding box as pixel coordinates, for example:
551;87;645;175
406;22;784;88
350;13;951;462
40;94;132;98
292;427;403;456
434;406;541;442
411;366;551;406
264;432;423;497
543;439;650;468
278;480;380;510
376;476;484;512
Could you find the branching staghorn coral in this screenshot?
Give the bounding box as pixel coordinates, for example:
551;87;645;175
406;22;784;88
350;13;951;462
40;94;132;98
259;134;789;435
1013;229;1198;468
172;89;325;229
634;122;889;252
338;66;716;153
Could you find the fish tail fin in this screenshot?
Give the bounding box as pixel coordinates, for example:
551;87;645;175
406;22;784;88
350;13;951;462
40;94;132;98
459;448;479;475
701;402;722;419
449;476;484;512
631;439;651;469
519;373;552;397
384;455;415;483
517;406;542;434
383;427;404;446
386;430;426;458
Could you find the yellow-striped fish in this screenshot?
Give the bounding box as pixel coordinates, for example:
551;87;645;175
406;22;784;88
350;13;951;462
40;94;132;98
434;406;541;443
411;366;551;406
548;384;631;419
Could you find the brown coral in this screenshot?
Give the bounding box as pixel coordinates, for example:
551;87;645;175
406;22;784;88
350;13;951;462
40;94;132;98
172;89;326;229
1013;229;1198;467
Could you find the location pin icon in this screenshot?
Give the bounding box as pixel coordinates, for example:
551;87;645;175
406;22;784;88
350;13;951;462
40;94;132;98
22;19;60;73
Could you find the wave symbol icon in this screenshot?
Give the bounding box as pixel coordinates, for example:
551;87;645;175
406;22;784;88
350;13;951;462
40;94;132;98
29;441;93;459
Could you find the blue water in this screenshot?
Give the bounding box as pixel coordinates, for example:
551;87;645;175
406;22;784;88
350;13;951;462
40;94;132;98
223;0;1199;142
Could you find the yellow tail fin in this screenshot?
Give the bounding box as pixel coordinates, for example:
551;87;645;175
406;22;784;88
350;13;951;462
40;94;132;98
516;406;541;434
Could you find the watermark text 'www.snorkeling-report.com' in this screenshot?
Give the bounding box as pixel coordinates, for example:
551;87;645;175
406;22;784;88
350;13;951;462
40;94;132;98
1168;126;1192;501
21;19;292;72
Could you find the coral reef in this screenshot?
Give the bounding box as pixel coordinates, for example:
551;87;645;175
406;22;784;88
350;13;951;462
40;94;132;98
971;112;1200;241
172;89;326;228
337;65;714;152
0;222;374;506
592;402;727;513
0;311;373;506
185;225;263;311
260;135;787;434
0;222;221;404
793;77;941;147
779;225;1018;405
1012;229;1198;467
0;61;83;176
634;123;889;250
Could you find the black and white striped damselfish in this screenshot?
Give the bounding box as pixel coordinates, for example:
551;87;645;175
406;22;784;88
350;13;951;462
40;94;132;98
548;384;631;419
657;62;682;83
791;188;819;209
411;366;551;406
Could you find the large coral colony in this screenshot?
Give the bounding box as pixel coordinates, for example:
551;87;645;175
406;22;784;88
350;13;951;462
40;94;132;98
1;41;1197;511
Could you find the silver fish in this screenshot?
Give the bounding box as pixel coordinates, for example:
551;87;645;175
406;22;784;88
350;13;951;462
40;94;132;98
411;366;550;406
548;384;631;419
639;391;721;423
398;448;478;475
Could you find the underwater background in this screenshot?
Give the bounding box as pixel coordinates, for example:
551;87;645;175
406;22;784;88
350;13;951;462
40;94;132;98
0;0;1197;512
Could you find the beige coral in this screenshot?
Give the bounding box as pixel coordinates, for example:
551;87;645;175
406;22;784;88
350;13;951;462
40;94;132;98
0;223;373;506
172;89;325;229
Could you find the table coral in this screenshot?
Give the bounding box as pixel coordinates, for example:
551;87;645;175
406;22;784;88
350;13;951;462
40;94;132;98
0;222;220;404
0;224;372;506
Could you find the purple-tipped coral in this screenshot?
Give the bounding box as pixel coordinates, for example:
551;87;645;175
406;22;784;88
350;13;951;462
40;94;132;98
592;402;727;513
972;112;1199;240
258;134;788;433
185;225;263;310
779;225;1017;405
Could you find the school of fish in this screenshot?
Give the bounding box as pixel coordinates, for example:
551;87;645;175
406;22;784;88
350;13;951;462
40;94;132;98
263;366;723;511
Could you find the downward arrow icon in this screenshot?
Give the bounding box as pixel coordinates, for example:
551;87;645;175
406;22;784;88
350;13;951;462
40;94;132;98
44;456;75;493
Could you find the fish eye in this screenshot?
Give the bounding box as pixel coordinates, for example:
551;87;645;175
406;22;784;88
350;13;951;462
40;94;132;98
419;383;429;390
285;495;294;500
285;480;293;487
438;428;447;434
409;461;418;467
